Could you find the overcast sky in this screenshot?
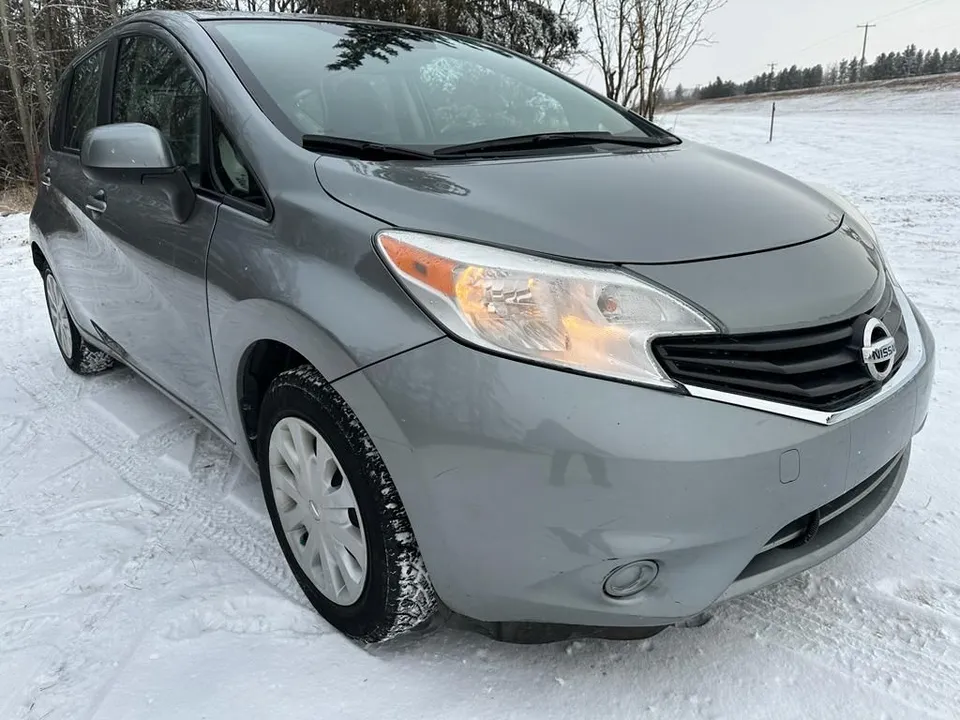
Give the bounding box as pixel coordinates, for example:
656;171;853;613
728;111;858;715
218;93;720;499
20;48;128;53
571;0;960;91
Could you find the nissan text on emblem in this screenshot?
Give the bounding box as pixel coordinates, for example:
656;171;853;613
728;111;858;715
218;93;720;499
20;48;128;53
861;317;897;381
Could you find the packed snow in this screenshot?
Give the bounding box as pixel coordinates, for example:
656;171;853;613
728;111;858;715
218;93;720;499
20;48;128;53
1;83;958;720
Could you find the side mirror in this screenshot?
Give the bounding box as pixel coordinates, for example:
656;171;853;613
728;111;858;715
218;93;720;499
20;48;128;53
80;123;196;223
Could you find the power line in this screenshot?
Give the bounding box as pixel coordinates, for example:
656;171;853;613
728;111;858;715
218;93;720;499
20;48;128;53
869;0;946;24
690;0;951;86
794;0;945;59
797;29;851;56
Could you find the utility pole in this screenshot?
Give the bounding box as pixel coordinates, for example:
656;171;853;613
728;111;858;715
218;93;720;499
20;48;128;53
857;23;876;73
768;63;777;91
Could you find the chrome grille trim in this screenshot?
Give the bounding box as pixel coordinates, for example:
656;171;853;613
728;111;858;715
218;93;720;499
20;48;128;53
683;286;924;425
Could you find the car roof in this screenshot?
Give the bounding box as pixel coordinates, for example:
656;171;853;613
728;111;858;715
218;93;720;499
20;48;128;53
137;9;445;33
105;10;480;52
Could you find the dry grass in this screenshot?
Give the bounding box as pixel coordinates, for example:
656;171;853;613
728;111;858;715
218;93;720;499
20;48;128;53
0;183;36;215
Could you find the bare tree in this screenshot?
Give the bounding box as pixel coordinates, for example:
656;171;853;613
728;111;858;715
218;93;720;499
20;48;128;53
582;0;646;107
641;0;723;118
580;0;723;117
22;0;49;122
0;0;39;178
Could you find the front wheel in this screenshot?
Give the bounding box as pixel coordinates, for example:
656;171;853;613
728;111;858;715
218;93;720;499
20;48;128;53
42;267;115;375
257;365;437;642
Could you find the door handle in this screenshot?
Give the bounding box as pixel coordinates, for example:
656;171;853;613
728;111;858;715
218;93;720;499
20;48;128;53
85;189;107;216
40;168;51;187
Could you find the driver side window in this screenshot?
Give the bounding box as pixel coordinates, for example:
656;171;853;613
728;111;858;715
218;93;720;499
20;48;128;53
112;35;204;183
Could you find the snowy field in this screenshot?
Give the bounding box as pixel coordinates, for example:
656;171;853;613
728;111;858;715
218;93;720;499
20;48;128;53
1;83;958;720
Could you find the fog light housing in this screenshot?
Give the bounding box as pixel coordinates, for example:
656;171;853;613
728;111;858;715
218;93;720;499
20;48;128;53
602;559;659;598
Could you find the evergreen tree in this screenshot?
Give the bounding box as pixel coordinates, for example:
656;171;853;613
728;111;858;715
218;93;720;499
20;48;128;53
947;49;960;72
903;44;920;76
848;56;860;83
801;64;823;88
872;52;893;80
674;83;685;101
686;42;960;98
924;48;943;75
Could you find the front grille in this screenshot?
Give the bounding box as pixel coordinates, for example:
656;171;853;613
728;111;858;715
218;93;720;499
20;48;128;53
653;281;909;412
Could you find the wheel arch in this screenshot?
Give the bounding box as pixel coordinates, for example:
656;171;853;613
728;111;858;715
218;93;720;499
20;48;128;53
236;338;308;461
31;241;49;273
212;297;360;466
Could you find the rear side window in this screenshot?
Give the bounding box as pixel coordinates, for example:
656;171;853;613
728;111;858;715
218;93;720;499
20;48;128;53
63;49;105;151
112;35;204;181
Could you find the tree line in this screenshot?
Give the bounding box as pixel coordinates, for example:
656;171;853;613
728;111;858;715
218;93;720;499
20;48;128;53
689;44;960;101
0;0;719;192
0;0;583;189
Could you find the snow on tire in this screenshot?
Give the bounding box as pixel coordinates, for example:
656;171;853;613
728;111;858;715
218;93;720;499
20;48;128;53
41;267;116;375
257;364;437;642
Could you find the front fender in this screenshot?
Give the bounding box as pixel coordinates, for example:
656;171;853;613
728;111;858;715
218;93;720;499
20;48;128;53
206;201;443;465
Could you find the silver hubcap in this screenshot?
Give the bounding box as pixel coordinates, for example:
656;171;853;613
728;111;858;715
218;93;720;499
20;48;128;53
45;273;73;360
268;417;368;606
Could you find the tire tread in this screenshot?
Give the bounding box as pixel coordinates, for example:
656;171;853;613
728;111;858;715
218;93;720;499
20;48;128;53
259;364;437;643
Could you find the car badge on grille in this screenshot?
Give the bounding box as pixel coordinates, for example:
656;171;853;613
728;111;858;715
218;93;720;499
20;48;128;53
860;317;897;381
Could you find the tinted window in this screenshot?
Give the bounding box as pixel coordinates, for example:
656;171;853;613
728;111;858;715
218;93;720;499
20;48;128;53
209;21;648;148
113;35;204;179
63;49;105;150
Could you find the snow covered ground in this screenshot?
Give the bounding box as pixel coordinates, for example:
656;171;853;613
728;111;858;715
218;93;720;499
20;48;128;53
2;84;958;720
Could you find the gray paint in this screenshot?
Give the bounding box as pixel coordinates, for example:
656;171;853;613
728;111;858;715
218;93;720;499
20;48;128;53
81;122;175;170
333;327;932;625
29;10;936;630
205;198;443;453
632;220;885;333
315;141;842;264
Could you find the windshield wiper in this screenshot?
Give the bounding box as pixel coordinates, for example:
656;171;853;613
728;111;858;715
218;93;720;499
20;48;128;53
302;135;435;161
434;131;680;157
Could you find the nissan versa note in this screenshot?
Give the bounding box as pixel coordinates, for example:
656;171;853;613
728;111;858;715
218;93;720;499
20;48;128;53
30;11;935;643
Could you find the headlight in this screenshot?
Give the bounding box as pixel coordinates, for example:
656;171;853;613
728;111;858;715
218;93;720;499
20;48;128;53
376;230;717;388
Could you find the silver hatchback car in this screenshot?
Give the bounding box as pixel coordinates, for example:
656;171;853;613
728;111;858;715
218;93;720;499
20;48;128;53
31;11;935;643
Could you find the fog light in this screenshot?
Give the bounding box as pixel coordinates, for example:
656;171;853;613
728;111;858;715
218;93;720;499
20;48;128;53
603;560;659;598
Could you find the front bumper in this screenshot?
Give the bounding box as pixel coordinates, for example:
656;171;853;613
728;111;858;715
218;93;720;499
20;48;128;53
333;297;935;628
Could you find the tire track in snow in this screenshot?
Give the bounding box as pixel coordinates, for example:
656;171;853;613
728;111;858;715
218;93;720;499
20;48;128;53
720;576;960;718
26;380;301;603
9;372;316;720
16;511;206;720
876;578;960;622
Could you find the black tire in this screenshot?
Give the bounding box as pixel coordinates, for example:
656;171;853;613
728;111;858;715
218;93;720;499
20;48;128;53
41;267;116;375
257;365;437;642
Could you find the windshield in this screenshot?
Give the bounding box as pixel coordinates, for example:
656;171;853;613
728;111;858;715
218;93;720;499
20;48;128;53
207;20;657;150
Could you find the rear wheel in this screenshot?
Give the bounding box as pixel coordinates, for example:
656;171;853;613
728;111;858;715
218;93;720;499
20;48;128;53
257;365;437;642
42;268;115;375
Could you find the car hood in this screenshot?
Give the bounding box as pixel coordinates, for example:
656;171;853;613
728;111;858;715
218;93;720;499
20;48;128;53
314;141;843;264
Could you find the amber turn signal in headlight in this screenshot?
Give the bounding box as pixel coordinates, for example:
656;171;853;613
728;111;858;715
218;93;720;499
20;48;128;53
376;230;717;389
